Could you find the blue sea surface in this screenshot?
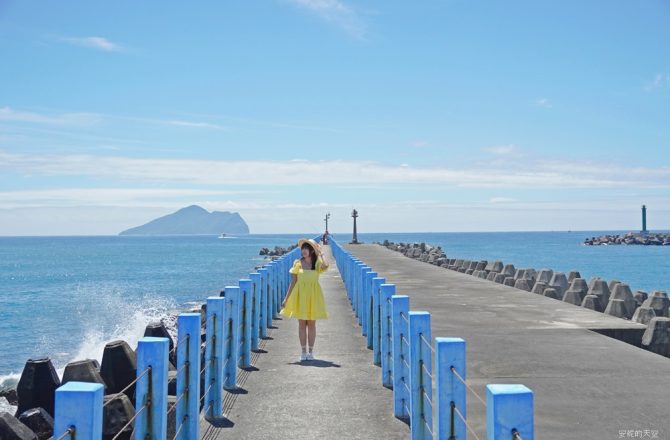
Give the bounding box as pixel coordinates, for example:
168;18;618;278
347;231;669;293
0;231;668;390
0;234;306;387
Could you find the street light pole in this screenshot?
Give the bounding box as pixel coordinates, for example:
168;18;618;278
350;209;359;244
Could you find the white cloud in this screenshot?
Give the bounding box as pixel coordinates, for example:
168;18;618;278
409;140;430;148
534;98;552;108
489;197;517;204
60;36;123;52
0;107;230;131
0;106;102;127
644;73;670;91
3;197;670;235
2;150;670;190
286;0;366;39
0;188;264;208
484;144;519;156
161;120;228;130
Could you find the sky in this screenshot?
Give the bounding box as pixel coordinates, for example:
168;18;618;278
1;0;669;235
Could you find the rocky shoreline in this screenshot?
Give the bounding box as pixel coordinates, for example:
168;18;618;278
584;232;670;246
258;245;297;257
0;246;294;439
0;316;188;439
375;239;670;359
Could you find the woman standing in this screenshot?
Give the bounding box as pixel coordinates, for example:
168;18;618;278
279;238;329;361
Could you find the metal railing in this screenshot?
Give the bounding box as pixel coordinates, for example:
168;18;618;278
51;237;319;439
329;235;535;440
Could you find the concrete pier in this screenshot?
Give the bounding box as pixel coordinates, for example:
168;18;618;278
198;245;408;439
345;244;669;438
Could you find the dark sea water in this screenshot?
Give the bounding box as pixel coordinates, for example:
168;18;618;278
0;231;667;405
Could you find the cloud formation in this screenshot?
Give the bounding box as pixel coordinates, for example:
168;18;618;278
59;36;123;52
286;0;367;39
0;106;102;127
534;98;552;108
0;107;229;131
2;151;669;190
645;73;670;91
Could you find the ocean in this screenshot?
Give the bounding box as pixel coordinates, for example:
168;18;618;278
1;231;668;405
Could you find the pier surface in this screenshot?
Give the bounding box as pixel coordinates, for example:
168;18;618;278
199;245;409;439
198;243;669;439
346;244;670;438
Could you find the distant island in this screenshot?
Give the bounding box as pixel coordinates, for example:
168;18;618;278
119;205;250;236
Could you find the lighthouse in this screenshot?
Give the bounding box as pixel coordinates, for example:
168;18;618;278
641;205;648;235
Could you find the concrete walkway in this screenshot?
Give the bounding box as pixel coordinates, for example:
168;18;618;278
346;243;670;439
199;245;409;440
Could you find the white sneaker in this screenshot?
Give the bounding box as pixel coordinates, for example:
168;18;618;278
306;352;314;361
300;352;308;361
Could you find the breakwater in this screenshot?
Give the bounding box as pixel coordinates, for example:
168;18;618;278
376;240;670;358
330;237;535;439
0;239;314;440
258;244;296;257
584;232;670;246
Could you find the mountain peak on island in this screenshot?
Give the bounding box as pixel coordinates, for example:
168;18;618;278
175;204;209;215
119;205;250;236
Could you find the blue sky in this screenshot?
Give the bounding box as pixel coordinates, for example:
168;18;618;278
1;0;669;234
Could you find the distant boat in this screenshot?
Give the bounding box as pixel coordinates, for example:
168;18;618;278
218;233;227;239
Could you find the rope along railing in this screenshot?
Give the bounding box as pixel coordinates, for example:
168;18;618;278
110;403;147;440
452;403;482;440
50;236;319;439
102;366;151;408
328;235;535;440
169;333;192;355
450;366;486;407
55;427;74;440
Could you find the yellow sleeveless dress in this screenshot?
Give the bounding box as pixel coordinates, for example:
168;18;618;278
279;257;329;320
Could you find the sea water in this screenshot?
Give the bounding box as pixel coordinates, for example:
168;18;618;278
0;234;306;392
1;231;668;401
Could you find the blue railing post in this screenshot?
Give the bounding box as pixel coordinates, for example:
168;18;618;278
239;279;253;368
250;272;262;350
349;259;359;304
281;257;287;304
135;337;169;440
359;266;371;330
258;268;268;338
345;258;352;301
175;313;201;440
435;337;466;440
204;297;225;418
223;296;237;390
355;263;364;319
345;255;354;304
486;384;534;440
370;276;385;361
408;311;432;440
224;286;241;386
392;294;410;419
272;261;281;319
54;382;104;440
269;262;277;320
265;262;272;327
380;283;396;388
363;270;378;343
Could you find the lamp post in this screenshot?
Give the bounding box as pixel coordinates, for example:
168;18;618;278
351;209;359;244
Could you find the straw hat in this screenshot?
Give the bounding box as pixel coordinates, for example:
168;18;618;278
297;238;321;255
